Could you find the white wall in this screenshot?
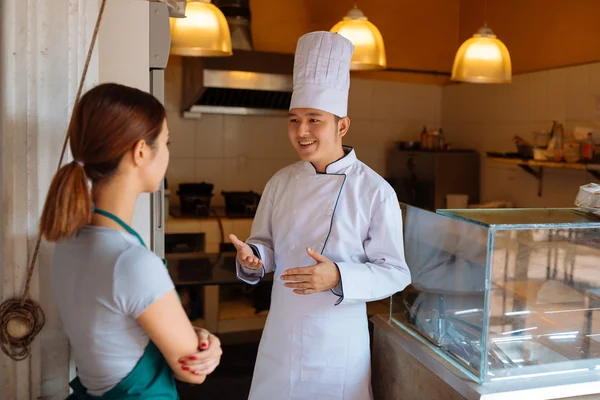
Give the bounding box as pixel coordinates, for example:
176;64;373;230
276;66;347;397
165;56;443;207
442;63;600;208
168;60;600;209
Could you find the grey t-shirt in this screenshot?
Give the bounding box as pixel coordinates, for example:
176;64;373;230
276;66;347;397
51;226;174;396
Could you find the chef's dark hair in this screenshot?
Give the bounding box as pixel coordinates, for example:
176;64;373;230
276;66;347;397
39;83;165;242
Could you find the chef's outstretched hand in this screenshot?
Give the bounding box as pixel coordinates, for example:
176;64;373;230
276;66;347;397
229;234;263;270
281;248;340;295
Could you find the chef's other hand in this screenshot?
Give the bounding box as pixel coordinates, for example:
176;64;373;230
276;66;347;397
230;234;263;270
179;328;223;376
281;248;340;295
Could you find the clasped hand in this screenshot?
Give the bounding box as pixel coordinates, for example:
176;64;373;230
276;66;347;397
281;248;340;295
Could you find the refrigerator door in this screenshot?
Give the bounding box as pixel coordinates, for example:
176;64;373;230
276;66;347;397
148;1;171;258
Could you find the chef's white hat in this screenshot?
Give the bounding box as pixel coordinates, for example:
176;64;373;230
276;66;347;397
289;31;354;118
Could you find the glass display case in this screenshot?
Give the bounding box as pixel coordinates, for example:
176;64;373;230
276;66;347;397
391;204;600;384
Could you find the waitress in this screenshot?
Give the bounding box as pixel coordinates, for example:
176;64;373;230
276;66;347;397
39;83;222;399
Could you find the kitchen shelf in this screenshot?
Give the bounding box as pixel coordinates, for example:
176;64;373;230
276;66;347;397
487;156;600;197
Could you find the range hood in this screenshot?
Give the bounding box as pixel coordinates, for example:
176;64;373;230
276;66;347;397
181;0;295;118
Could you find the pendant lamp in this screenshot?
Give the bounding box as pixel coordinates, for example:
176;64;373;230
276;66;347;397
330;6;386;70
170;0;232;57
451;1;511;83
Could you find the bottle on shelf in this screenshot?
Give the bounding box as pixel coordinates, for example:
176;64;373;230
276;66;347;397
582;132;595;161
546;122;565;161
428;130;438;150
438;128;446;150
420;125;428;149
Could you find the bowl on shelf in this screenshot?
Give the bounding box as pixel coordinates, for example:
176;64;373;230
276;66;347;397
533;148;548;161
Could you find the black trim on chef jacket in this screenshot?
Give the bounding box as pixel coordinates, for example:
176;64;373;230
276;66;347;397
308;147;353;306
244;146;354;305
308;145;353;175
322;176;346;306
247;243;266;277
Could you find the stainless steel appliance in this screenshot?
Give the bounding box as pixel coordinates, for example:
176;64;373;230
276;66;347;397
386;148;480;210
147;2;172;259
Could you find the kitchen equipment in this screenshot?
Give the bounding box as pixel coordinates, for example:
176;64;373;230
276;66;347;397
393;203;600;384
575;183;600;213
581;132;595;160
177;182;214;217
396;141;420;150
563;142;581;163
386;149;480;211
420;126;428;149
513;135;533;159
532;130;550;148
546;122;565;161
180;1;296;118
165;233;205;254
222;191;261;218
178;257;214;281
147;1;172;260
179;182;213;193
533;148;547;160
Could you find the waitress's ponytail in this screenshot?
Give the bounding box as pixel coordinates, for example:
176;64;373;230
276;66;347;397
40;161;92;242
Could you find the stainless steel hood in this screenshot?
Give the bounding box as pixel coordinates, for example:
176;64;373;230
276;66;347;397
181;0;294;118
181;51;294;118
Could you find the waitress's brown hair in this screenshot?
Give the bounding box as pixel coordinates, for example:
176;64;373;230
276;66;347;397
40;83;166;242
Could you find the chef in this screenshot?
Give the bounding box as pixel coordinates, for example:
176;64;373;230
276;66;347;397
230;31;411;400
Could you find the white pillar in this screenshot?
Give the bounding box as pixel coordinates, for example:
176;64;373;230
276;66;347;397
1;0;151;398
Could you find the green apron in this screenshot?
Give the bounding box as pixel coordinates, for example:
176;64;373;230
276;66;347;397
67;208;178;399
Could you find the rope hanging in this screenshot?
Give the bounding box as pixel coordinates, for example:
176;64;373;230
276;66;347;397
0;0;108;361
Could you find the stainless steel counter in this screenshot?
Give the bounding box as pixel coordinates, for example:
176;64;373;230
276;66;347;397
370;315;600;400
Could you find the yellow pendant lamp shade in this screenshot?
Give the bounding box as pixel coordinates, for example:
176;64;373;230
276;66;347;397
170;0;232;57
451;26;511;83
330;6;386;71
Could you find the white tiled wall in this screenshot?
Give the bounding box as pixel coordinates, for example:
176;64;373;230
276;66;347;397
442;63;600;208
166;56;600;209
164;56;442;206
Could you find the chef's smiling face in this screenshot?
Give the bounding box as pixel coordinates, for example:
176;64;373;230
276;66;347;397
288;108;350;172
